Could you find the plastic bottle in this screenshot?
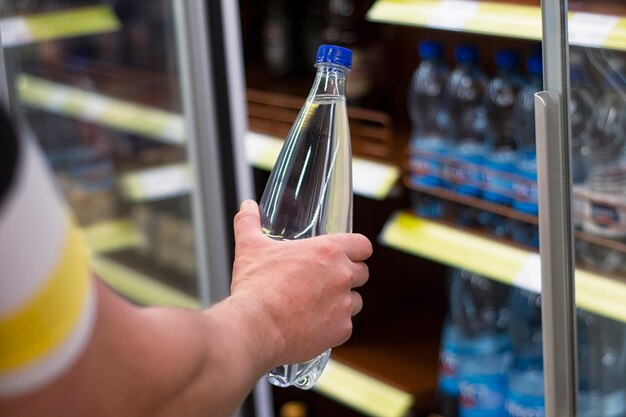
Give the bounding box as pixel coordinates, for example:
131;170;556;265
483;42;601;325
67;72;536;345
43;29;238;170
445;45;488;198
509;54;543;249
579;88;626;272
259;45;353;390
505;288;544;417
443;270;512;417
569;47;599;229
407;40;450;219
483;50;524;207
577;310;626;417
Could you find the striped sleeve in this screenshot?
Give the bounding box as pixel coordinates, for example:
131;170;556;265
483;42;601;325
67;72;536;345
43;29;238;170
0;130;96;397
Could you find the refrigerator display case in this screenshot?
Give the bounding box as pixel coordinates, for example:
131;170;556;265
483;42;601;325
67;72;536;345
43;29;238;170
3;0;626;416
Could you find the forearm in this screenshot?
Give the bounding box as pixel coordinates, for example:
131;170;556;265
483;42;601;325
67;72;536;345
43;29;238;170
2;280;278;417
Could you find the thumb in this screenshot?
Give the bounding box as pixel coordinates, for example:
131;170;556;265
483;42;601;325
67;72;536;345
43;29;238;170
233;199;262;245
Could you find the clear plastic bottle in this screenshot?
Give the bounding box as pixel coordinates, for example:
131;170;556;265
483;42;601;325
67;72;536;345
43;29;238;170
445;270;512;417
483;49;524;207
407;40;450;219
579;89;626;272
509;54;543;249
445;45;487;198
505;288;544;417
577;310;626;417
259;45;353;390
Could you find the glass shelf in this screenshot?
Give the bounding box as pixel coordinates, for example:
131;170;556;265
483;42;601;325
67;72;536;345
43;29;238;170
367;0;626;51
380;211;626;323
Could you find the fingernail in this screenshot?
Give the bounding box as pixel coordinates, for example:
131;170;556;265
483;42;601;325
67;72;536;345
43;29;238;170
240;199;256;210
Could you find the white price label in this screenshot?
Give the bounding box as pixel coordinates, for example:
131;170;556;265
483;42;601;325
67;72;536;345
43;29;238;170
0;17;33;47
428;0;479;30
569;13;618;47
136;165;191;201
513;253;542;294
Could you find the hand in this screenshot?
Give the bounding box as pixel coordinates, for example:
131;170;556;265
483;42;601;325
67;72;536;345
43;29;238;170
230;199;372;367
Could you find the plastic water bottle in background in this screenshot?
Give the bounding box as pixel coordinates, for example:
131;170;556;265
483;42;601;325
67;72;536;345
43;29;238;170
577;310;626;417
579;88;626;273
260;45;353;390
509;53;543;249
505;288;544;417
569;47;600;228
450;270;512;417
445;45;488;198
407;41;450;219
483;49;524;207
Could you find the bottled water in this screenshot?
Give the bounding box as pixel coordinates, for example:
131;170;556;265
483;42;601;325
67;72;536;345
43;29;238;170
510;54;543;249
407;40;450;219
483;50;523;207
569;47;599;228
579;88;626;272
437;269;512;417
445;45;488;198
505;288;544;417
259;45;353;390
577;310;626;417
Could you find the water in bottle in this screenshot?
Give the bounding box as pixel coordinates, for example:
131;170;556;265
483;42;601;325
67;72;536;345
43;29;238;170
259;45;353;390
449;270;512;417
483;50;524;207
509;53;543;249
579;87;626;273
505;288;544;417
407;40;450;219
577;310;626;417
445;45;488;198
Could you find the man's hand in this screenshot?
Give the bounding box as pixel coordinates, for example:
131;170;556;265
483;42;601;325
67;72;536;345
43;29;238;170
229;199;372;367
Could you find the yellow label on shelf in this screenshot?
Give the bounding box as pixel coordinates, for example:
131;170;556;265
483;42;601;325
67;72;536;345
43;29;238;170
120;164;192;202
244;132;400;200
1;5;120;47
83;219;141;254
380;211;626;324
18;74;184;144
315;359;414;417
367;0;626;51
92;255;201;309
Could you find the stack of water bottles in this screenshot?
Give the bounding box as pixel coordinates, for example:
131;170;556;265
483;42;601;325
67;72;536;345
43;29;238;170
436;269;626;417
407;41;544;246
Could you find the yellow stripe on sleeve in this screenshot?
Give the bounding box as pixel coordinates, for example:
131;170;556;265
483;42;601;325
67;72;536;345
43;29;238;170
0;216;91;371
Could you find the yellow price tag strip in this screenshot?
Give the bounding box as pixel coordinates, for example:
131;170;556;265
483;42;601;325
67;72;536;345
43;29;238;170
315;359;414;417
120;164;192;202
244;132;400;200
92;255;201;309
367;0;626;51
83;219;141;255
1;5;120;47
380;211;626;323
17;74;184;144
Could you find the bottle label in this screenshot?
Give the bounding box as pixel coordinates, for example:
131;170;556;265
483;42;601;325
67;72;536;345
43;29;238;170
582;189;626;238
409;144;444;187
438;343;462;396
505;392;545;417
482;163;514;204
442;154;483;196
459;372;508;417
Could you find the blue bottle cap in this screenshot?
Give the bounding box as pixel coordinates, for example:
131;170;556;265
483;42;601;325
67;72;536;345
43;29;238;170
455;45;478;64
527;54;543;76
316;45;352;69
418;41;442;60
495;49;519;70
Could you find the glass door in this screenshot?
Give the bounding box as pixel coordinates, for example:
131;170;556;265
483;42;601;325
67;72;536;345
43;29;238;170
565;2;626;415
0;0;252;310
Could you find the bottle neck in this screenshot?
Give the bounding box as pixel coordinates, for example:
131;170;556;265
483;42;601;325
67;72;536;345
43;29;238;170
311;63;348;98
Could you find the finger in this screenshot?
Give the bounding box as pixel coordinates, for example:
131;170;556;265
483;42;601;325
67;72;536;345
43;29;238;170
327;233;373;262
351;291;363;316
233;199;263;245
351;262;369;289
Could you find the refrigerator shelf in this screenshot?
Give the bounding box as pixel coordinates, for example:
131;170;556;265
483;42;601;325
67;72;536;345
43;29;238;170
367;0;626;51
83;219;200;309
1;5;120;48
380;211;626;324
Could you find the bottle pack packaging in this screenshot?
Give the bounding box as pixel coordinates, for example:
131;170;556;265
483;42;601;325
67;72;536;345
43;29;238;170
259;44;353;390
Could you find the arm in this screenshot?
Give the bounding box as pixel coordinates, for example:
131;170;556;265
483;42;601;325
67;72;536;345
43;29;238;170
2;200;372;417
